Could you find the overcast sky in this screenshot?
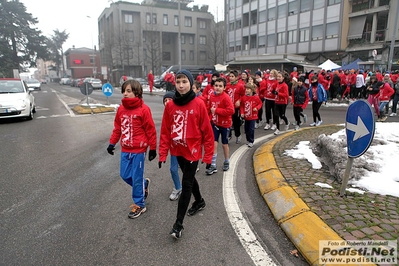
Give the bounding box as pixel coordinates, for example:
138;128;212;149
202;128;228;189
20;0;224;51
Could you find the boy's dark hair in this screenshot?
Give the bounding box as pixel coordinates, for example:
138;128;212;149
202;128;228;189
121;79;143;98
229;70;239;77
193;80;201;89
214;77;226;87
245;82;257;92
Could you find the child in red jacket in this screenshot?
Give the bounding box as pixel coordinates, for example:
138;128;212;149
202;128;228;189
240;83;262;147
291;76;309;130
377;81;395;121
272;72;290;135
206;77;235;174
107;79;157;219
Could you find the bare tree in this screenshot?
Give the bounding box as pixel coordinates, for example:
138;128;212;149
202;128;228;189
208;21;225;65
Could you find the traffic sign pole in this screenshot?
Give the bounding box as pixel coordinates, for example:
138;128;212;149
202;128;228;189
339;157;354;197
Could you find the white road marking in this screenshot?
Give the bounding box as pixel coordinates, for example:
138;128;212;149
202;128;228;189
51;89;75;117
223;134;277;266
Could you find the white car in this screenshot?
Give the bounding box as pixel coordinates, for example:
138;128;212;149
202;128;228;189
26;79;41;90
0;78;36;120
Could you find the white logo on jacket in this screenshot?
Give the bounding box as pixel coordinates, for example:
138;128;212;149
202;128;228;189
172;110;187;147
121;115;134;147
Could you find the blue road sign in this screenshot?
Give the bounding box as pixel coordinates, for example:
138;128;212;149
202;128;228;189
345;100;375;158
102;83;113;97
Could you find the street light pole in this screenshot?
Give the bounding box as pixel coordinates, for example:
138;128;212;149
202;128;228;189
178;0;181;70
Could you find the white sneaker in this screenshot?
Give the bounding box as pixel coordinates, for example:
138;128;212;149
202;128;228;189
285;124;289;131
271;124;277;130
169;189;182;201
294;125;300;130
310;122;316;126
248;142;254;148
255;123;259;129
390;113;397;117
236;135;242;144
303;114;307;123
264;123;271;130
316;120;323;126
274;129;280;135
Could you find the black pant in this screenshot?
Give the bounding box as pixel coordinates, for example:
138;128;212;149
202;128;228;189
312;101;323;122
232;108;241;137
293;106;303;125
256;99;265;123
176;157;201;225
273;104;288;130
244;120;255;143
264;99;275;124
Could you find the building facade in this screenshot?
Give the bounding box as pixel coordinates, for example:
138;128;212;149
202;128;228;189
226;0;399;72
64;47;101;80
98;0;215;84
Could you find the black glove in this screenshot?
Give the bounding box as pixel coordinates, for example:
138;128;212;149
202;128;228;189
107;144;115;155
148;150;157;161
206;164;211;170
273;90;278;95
158;161;165;169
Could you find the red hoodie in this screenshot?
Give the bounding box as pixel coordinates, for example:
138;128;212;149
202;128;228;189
274;82;289;105
240;94;263;120
262;77;278;100
208;92;235;128
378;83;394;102
109;97;157;153
225;81;245;107
159;97;214;164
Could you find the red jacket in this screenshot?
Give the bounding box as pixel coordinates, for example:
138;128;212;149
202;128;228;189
147;73;154;84
292;85;309;109
109;97;157;153
226;81;245;107
262;77;278;100
202;83;215;102
378;83;394;102
208;92;235;128
159;97;214;164
240;94;263;121
274;82;289;105
257;79;267;100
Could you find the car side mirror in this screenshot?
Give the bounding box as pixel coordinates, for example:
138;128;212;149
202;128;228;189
28;88;34;92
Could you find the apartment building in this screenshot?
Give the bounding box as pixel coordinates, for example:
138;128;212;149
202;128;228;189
226;0;399;72
98;0;215;83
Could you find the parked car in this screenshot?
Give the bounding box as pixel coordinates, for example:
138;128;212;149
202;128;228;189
59;78;70;85
154;65;215;89
87;78;103;89
40;79;47;84
134;78;148;86
26;79;41;90
119;76;133;86
0;78;36;120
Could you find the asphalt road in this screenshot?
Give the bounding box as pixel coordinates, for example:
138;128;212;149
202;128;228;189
0;83;348;265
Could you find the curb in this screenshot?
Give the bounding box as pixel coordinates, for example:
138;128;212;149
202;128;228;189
253;127;376;266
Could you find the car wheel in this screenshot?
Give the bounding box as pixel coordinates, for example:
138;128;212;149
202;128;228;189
26;105;34;120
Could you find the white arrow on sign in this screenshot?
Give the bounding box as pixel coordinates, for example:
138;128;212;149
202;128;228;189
346;116;370;141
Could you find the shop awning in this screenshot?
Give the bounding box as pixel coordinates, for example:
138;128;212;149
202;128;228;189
348;16;366;40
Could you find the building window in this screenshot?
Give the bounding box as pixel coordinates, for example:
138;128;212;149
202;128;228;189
328;0;341;5
236;0;242;7
287;30;297;43
199;51;206;61
326;22;339;38
189;35;194;44
229;41;235;52
229;22;235;31
299;28;310;42
236;19;242;29
181;50;186;61
146;13;151;24
199;35;207;45
189;50;194;60
163;34;171;44
300;0;311;12
229;0;235;10
184;17;192;27
163;14;168;25
235;40;241;51
277;32;286;45
181;35;186;44
268;7;276;20
124;14;133;24
314;0;325;9
152;13;157;24
288;1;298;15
199;20;206;29
125;30;134;42
163;52;171;61
278;4;286;18
259;10;266;23
258;35;266;48
267;33;275;47
174;15;179;26
312;25;324;40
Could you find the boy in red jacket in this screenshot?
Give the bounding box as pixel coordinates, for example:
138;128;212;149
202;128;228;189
206;77;235;175
240;83;262;147
225;70;245;143
159;69;214;239
107;80;157;219
377;81;395;121
273;72;290;135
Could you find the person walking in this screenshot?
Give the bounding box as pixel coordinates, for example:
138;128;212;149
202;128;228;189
272;72;290;135
147;70;154;93
291;76;309;130
261;69;278;130
240;82;262;146
158;69;214;239
308;75;328;126
107;79;157;219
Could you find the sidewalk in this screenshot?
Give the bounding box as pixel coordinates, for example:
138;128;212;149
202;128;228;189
253;125;398;265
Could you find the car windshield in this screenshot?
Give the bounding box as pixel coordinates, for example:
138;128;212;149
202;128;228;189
92;79;101;82
0;81;25;93
26;79;39;84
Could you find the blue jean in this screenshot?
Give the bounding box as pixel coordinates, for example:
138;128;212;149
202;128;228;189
244;120;256;143
379;101;388;115
120;152;146;208
170;156;181;190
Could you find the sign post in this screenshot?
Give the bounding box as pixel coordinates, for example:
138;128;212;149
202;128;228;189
102;83;114;105
340;100;375;196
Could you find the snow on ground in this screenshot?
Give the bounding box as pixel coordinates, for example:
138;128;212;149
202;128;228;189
284;123;399;198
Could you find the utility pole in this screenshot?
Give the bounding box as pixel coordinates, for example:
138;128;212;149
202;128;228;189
387;1;399;72
178;0;182;70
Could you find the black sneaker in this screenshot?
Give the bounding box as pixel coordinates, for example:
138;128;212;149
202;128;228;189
144;178;150;200
128;204;146;219
187;199;206;216
170;221;184;239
